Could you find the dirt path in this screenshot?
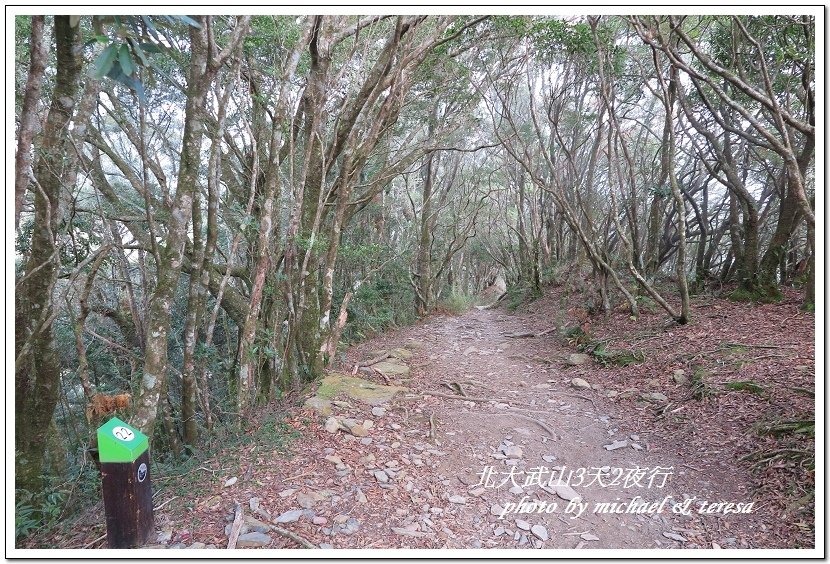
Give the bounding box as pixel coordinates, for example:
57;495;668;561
202;306;756;551
337;307;748;549
131;305;769;551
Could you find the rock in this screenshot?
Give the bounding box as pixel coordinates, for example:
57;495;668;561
320;543;335;549
157;530;173;543
632;443;644;451
463;346;479;356
604;439;629;451
274;509;304;524
223;477;238;488
515;519;531;531
642;392;668;403
312;516;328;525
304;396;332;416
672;369;688;385
374;470;390;483
188;542;206;549
570;377;591;389
531;524;549;541
342;518;360;535
356;489;368;503
243;515;271;533
389;347;413;360
509;486;524;495
663;531;687;542
501;445;523;458
518;534;529;546
325;417;342;434
391;526;427;538
566;354;591;366
630;434;640;441
371;406;386;417
581;532;599;541
315;373;408;405
348;424;369;437
325;455;343;465
541;454;557;463
494;527;506;536
278;488;296;498
490;504;505;516
236;532;271;548
372;360;410;378
296;492;318;509
448;495;467;504
469;487;486;497
363;419;374;430
551;484;581;502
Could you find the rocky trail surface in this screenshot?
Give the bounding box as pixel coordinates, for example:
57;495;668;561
44;289;811;552
140;304;780;551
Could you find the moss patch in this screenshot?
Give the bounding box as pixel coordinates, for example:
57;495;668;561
314;373;407;406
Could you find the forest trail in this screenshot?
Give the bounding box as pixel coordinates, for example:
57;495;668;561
311;306;750;550
141;302;772;551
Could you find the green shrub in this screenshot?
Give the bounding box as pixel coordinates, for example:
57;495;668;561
728;286;782;304
438;291;475;314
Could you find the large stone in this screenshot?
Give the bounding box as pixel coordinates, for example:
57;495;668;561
347;423;369;437
571;377;591;389
604;440;629;451
274;509;304;524
566;353;591;366
388;347;413;360
531;524;549;541
672;369;688;385
372;360;411;378
501;445;523;458
243;515;271;533
324;417;342;434
236;532;271;548
304;396;332;416
552;484;581;502
642;392;668;403
315;373;407;406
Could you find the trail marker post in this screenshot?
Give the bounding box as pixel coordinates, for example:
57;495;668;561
97;417;153;548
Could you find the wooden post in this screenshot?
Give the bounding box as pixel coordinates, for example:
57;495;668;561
97;417;154;548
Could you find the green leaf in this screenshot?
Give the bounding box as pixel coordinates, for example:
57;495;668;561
128;38;150;67
118;44;134;77
93;44;118;79
175;15;202;29
138;42;162;54
106;66;146;101
141;16;161;43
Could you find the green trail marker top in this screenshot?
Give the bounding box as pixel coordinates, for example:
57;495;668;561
97;417;148;463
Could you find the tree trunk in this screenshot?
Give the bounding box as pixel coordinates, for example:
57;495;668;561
414;151;436;316
15;15;47;230
132;16;251;435
15;16;83;493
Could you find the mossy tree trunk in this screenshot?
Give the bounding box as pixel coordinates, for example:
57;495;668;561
15;16;82;493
